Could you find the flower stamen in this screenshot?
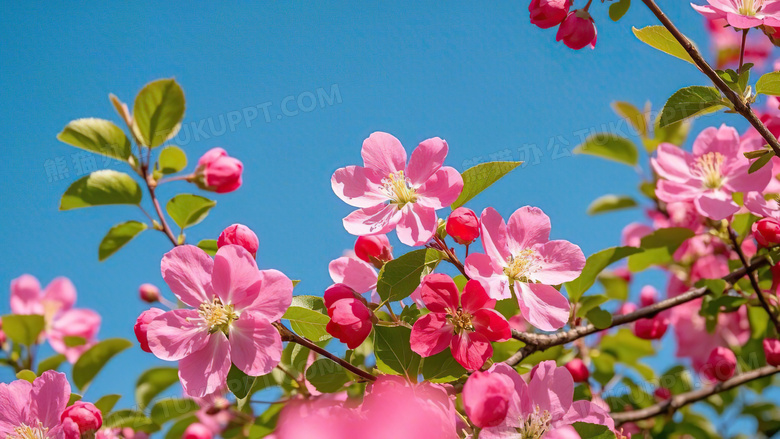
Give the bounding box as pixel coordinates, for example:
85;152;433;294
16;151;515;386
382;171;418;209
9;423;48;439
198;297;238;334
694;152;726;190
504;249;539;283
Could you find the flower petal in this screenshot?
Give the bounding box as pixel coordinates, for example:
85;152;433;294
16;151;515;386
212;244;262;308
48;309;101;363
656;179;702;203
516;282;570;331
410;313;453;357
651;143;695;182
229;311;283;377
42;277;76;312
507;206;551;252
161;245;214;307
395;203;437;246
407;137;448;186
331;165;388;208
726;12;763;29
0;379;32;435
694;192;739;220
463;370;514;428
724;160;771;193
10;274;43;315
528;360;573;421
419;273;460;313
558;400;615;431
480;207;512;263
472;309;511;342
693;125;740;157
178;334;232;398
361;132;407;175
146;309;210;361
450;331;492;371
416;167;463;209
461;279;496;313
531;240;586;285
343;204;402;236
30;371;71;430
328;256;377;294
464;253;511;300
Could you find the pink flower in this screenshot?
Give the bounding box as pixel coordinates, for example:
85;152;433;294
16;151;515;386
135;308;165;353
0;371;71;439
323;284;373;349
48;309;101;363
753;217;780;246
556;10;597;50
763;338;780;366
146;244;293;397
463;371;515;428
621;223;653;248
529;0;571;28
61;402;102;436
564;358;589;383
464;207;585;331
138;283;160;303
707;18;773;68
702;347;737;382
194;147;243;193
446;207;480;245
652;125;771;220
633;316;668;340
331;132;464;246
410;274;510;370
328;252;379;298
183;423;213;439
354;235;393;267
468;362;614;438
217;224;259;257
692;0;780;29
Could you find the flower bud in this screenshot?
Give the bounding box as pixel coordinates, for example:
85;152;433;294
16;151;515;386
556;9;597;50
61;401;103;435
753;218;780;247
764;338;780;367
193;148;243;193
218;224;259;257
324;284;373;349
354;235;393;267
633;316;668;340
183;423;213;439
612;267;632;283
463;370;514;428
564;358;589;383
134;308;165;353
654;387;671;401
639;285;658;307
138;283;160;303
702;347;737;382
446;207;480;245
529;0;571;29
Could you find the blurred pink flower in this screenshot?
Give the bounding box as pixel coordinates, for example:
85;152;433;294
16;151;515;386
706;18;772;68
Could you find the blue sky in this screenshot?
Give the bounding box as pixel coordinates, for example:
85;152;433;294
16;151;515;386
0;0;772;429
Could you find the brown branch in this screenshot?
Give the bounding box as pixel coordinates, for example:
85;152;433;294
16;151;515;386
504;256;768;365
639;0;780;158
728;227;780;332
612;365;780;425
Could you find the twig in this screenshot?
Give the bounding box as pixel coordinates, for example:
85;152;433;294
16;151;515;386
433;235;469;278
728;227;780;332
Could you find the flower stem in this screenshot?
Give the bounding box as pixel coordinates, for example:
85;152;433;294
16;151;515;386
738;28;748;74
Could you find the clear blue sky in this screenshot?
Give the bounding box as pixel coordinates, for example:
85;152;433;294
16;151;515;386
0;0;771;428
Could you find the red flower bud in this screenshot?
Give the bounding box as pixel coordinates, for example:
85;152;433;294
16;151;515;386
183;423;213;439
564;358;589;383
218;224;259;257
633;316;668;340
138;283;160;303
639;285;658;307
753;218;780;247
702;347;737;382
60;401;103;435
529;0;571;29
134;308;165;353
194;148;243;193
446;207;480;245
354;235;393;267
764;338;780;367
654;387;671;401
324;284;373;349
556;9;597;50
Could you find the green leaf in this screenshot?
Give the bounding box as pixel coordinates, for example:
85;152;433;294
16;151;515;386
1;314;45;346
573;134;639;166
421;350;468;383
196;239;218;256
376;248;441;302
565;247;643;302
283;296;332;342
226;364;255;399
57;118;131;160
749;152;773;174
451;161;522;209
576;295;609;318
598;273;629;301
150;397;200;425
68;394;83;405
573;422;616;439
16;370;36;383
609;0;630;22
104;410;158;433
73;338;132;392
659;86;727;128
135;367;180;411
60;170;142;210
627;227;695;272
305;358;350;393
586;307;613;330
158;146;187;174
99;221;147;261
36;354;67;375
164;416;198;439
373;326;421;380
756;71;780;96
600;329;654;365
650;116;691;150
64;336;87;347
166;194;216;230
587;194;638;215
632;25;696;65
612;101;647;137
94;394;121;415
133;78;186;148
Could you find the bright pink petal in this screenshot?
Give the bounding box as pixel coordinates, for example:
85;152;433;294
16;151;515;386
211;244;262;308
528;360;573;421
410;313;453;357
516;282;570;331
480;207;512;263
744;192;776;217
228;311;282;376
461;279;496;313
694;192;739;220
419;273;460;313
692;125;739;157
10;274;43;315
507;206;551;252
725;161;771;193
361;132;407;175
342;204;402;236
726;12;763;28
472;309;511;342
532;240;586;285
161;245;214;307
328;256;377;294
691;3;725;19
488;363;532;425
146;309;210;361
450;331;492;371
651;143;694;182
558;400;615;431
238;269;292;321
395;203;437;246
416;167;463;209
30;371;70;429
42;277;76;312
465;253;511;300
463;371;514;428
0;379;32;435
656;179;702;203
407;137;448;186
331;165;388;208
544;426;581;439
178;334;232;398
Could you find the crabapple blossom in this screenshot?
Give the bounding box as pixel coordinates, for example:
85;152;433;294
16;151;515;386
691;0;780;29
193;147;243;193
138;283;160;303
556;9;597;50
145;244;292;397
763;338;780;366
462;370;514;428
446;207;480;244
564;358;589;383
529;0;571;28
323;283;373;349
217;224;259;257
134;308;165;353
702;347;737;382
410;274;511;370
61;402;103;437
0;371;71;439
464;207;585;331
331;132;463;246
354;234;393;266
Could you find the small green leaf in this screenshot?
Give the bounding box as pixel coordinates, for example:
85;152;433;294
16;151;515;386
373;326;421;380
612;101;647;137
632;25;696;65
60;170;142;210
587;195;638;215
104;410;158;433
64;336;87;347
651;116;691;150
573;422;617;439
133;78;186;148
135;367;180;411
16;370;36;383
576;295;609;317
565;247;643;302
421;350;468;383
451;161;522;209
99;221;147;261
659;86;727;128
94;394;121;415
586;307;613;330
226;364;254;399
573;134;639;166
196;239;218;256
57;118;131;160
749;152;773;174
609;0;630;22
68;394;83;405
37;354;67;375
1;314;45;346
600;329;654;365
166;194;216;230
158;146;187;174
756;71;780;96
305;359;350;393
283;296;332;342
150;397;200;425
598;273;629;301
376;248;441;302
73;338;133;392
627;227;695;272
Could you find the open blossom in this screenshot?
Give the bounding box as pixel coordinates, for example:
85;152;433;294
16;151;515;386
146;245;293;397
692;0;780;29
465;207;585;331
410;274;511;370
0;371;71;439
324;284;373;349
464;362;614;438
331;132;464;246
652;125;771;220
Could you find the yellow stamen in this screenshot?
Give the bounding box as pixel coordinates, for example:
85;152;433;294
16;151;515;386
198;298;238;334
694;152;726;190
504;249;539;283
8;423;49;439
447;308;474;333
382;171;418;209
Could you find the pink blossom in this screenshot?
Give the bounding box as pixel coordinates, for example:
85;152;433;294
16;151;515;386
323;284;373;349
331;132;464;246
764;338;780;366
0;371;71;439
446;207;481;245
410;274;511;370
463;370;515;428
464;207;585;331
194;147;243;193
529;0;571;28
146;244;293;397
217;224;259;257
354;234;393;266
61;402;102;436
328;251;379;298
134;308;165;353
652;125;771;220
702;347;737;382
692;0;780;29
556;10;597;50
